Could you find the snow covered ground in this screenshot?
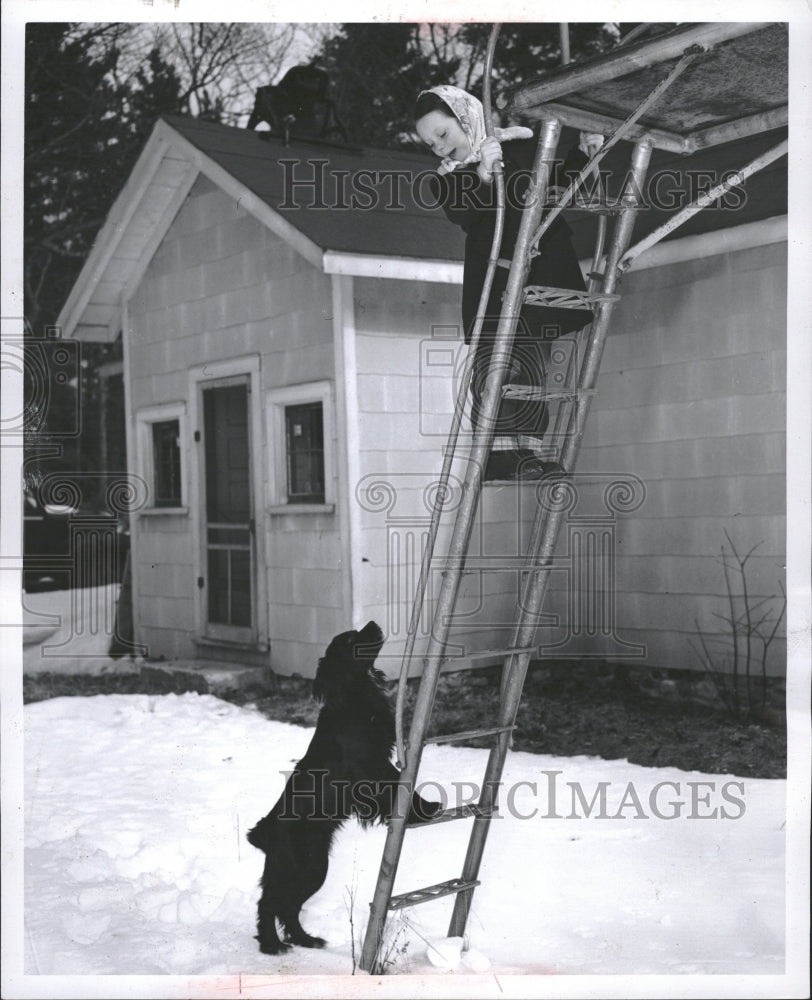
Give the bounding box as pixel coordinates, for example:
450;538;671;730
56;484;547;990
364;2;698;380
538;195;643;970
4;587;806;997
22;584;129;675
21;691;787;980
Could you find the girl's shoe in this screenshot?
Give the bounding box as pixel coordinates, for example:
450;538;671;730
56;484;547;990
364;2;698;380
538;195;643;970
483;450;519;482
513;449;566;479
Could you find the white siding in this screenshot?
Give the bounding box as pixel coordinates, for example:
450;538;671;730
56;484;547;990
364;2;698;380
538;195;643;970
352;243;786;677
127;176;345;672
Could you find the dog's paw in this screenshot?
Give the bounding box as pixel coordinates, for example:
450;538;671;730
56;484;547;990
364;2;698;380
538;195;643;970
287;933;327;949
256;936;290;955
246;820;271;852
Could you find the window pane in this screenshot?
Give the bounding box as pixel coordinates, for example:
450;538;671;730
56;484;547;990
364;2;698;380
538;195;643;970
152;420;181;507
285;402;325;503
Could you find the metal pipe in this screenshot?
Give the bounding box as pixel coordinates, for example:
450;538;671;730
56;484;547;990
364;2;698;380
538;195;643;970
617;214;787;274
499;22;766;111
686;106;788;151
528;100;687;154
392;23;506;771
620;138;788;269
559;23;570;65
617;22;664;48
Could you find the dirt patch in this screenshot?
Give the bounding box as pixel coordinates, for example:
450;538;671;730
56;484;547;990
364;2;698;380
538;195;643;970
23;659;786;780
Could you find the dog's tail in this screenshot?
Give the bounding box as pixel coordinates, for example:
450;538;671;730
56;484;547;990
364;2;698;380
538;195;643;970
246;814;275;853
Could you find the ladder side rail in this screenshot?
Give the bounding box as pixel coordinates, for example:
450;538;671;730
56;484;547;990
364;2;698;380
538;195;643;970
392;167;506;770
508;139;655;676
524;133;608;625
509;139;655;668
559;139;654;471
547;159;608;449
448;139;654;940
360;118;564;974
407;117;564;756
393;25;508;770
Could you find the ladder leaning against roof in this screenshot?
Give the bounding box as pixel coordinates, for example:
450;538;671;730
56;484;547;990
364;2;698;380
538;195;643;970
359;21;788;974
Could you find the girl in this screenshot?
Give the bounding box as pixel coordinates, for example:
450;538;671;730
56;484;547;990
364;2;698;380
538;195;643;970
415;84;599;480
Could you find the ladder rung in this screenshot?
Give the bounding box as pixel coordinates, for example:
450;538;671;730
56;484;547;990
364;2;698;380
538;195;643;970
406;803;498;828
555;198;623;216
442;645;537;663
428;724;515;746
389;878;481;911
566;204;623;216
545;186;623;215
523;285;620;308
502;384;598;401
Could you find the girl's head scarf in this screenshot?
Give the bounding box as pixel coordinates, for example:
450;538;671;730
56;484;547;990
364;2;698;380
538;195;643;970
419;84;533;175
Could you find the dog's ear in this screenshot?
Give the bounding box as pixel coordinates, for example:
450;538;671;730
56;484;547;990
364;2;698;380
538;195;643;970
312;656;331;701
313;653;356;701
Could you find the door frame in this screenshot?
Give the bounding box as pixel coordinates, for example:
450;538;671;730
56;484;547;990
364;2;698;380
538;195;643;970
188;356;268;651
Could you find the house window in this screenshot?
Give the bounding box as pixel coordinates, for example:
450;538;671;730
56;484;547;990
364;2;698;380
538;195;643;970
136;403;187;513
266;381;334;513
285;402;325;503
152;420;182;507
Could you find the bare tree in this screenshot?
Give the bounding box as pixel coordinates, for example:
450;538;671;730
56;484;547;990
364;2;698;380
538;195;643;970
93;22;307;125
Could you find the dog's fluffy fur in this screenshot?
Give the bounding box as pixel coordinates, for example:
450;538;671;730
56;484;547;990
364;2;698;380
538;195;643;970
246;620;440;954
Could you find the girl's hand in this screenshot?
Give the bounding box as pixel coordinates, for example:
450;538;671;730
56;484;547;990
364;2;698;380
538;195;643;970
579;132;605;155
477;137;503;182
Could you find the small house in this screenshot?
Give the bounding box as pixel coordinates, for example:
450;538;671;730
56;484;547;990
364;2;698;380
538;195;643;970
59;112;787;678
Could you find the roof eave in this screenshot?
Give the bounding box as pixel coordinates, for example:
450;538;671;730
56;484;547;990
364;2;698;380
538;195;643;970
323;251;463;283
58;122;172;341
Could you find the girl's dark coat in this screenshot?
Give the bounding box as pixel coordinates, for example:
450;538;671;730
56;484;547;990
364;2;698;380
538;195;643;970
430;138;593;343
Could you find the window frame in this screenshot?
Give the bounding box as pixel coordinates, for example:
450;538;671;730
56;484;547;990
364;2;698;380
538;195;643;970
266;381;335;514
136;402;188;515
284;400;327;504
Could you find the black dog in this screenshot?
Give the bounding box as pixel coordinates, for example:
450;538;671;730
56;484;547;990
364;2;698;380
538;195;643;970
247;620;440;955
246;65;348;142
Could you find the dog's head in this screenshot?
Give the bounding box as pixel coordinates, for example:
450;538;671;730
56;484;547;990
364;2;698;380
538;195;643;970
313;620;386;702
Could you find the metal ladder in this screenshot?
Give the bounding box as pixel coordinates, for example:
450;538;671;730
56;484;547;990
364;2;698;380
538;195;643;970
359;46;703;974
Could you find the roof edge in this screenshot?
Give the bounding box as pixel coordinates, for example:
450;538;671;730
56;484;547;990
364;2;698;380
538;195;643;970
323;251;463;283
161;121;325;272
59;118;328;341
57;124;172;339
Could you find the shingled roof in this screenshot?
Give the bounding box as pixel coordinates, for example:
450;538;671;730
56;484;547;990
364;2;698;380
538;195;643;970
162;114;466;262
165;113;787;256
